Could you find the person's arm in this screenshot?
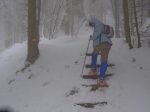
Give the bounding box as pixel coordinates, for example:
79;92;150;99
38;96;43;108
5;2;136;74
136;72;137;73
91;17;103;40
93;29;100;40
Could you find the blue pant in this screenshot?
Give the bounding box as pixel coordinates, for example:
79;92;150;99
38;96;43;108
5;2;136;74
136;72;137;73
91;53;97;69
99;61;108;80
91;53;108;80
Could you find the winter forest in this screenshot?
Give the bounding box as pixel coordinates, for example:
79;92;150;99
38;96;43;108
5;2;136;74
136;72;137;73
0;0;150;112
1;0;149;55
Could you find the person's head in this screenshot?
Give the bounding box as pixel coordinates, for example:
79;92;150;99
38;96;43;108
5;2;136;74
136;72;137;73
89;21;94;27
87;15;95;27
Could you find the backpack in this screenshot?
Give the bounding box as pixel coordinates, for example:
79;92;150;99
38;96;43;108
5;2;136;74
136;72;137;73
103;24;114;38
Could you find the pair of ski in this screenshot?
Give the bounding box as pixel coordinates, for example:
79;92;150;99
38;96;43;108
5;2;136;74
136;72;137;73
82;65;114;89
76;74;110;108
82;52;115;89
82;73;113;79
82;74;113;91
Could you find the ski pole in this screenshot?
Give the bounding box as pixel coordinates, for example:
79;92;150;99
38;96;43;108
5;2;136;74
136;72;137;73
81;36;91;77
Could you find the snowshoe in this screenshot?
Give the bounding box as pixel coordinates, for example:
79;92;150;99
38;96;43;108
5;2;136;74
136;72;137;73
97;79;109;87
88;69;97;76
82;73;113;79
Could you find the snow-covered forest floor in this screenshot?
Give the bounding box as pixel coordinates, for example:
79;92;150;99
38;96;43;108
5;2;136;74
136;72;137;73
0;28;150;112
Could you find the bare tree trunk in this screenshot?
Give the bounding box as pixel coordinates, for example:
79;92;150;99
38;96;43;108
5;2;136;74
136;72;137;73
51;0;64;39
132;0;141;48
37;0;41;38
64;0;74;36
26;0;39;64
140;0;144;25
49;0;58;39
71;0;74;37
148;0;150;17
123;0;133;49
129;0;135;36
114;0;120;38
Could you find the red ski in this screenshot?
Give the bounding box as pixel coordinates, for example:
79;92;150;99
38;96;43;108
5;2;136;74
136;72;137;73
85;64;115;68
82;73;113;79
82;83;109;91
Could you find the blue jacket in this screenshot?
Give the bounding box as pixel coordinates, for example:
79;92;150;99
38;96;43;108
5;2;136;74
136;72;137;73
89;16;112;48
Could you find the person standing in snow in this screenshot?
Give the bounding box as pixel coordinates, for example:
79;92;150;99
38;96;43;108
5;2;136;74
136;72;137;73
87;16;113;87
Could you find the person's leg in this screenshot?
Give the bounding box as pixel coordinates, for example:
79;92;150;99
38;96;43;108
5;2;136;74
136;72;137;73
91;53;97;70
99;43;111;79
99;61;108;80
97;43;111;86
88;46;99;75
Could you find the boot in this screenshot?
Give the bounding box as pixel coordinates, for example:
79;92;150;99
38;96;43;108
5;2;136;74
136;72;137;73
99;61;108;80
97;78;109;87
88;69;97;76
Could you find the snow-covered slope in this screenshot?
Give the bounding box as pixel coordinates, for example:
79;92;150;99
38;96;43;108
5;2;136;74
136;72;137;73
0;30;150;112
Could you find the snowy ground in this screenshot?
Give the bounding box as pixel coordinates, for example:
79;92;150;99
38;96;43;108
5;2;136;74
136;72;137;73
0;29;150;112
